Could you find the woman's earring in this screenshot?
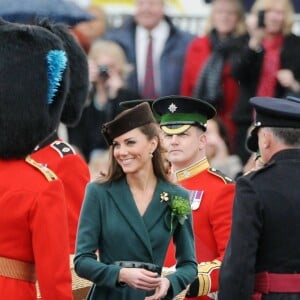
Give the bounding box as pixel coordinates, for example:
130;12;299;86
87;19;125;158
149;152;153;158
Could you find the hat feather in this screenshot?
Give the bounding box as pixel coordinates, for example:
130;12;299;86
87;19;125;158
47;50;67;104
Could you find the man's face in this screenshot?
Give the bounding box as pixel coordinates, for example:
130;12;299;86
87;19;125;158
134;0;165;30
257;127;272;163
162;126;206;170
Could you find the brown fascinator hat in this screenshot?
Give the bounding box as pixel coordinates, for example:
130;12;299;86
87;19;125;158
101;102;156;145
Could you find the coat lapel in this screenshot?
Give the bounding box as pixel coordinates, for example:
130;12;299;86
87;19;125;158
142;179;169;231
107;178;154;259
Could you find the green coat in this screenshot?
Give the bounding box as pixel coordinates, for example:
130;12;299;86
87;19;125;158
74;177;197;300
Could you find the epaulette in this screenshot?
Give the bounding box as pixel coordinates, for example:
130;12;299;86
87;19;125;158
25;156;57;181
50;141;75;157
208;168;234;184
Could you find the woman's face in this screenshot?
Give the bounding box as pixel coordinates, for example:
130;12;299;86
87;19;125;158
113;128;157;174
264;4;286;35
205;119;220;160
211;0;240;37
95;54;120;77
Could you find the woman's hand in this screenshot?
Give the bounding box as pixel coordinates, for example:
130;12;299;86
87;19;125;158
144;277;170;300
246;13;265;51
106;70;123;99
277;69;300;92
118;268;161;291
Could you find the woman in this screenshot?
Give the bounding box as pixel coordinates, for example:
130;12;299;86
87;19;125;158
67;39;139;162
205;117;243;180
231;0;300;164
180;0;247;150
74;102;197;300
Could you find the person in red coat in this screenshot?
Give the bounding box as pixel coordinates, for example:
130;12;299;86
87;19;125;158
180;0;247;151
32;139;90;254
30;21;91;254
152;95;235;300
0;158;72;300
0;19;74;299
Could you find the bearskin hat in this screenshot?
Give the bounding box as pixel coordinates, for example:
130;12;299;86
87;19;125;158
0;18;88;159
41;20;89;127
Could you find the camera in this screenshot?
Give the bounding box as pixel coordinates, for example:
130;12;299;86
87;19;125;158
98;65;109;79
257;10;265;28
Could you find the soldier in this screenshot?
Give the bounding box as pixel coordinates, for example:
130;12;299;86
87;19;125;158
30;20;91;255
28;20;91;299
152;95;235;300
219;96;300;299
0;19;73;299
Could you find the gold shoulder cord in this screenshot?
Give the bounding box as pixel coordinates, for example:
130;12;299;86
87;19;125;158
25;155;57;181
197;260;222;296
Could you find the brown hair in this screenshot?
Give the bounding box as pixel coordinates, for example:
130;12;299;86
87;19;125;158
96;123;170;183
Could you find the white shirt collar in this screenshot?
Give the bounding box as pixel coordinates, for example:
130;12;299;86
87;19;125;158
135;20;170;94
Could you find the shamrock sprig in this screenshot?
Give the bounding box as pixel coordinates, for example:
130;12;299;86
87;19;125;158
160;192;191;234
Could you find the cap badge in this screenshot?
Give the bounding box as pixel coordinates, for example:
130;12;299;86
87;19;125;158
168;103;178;113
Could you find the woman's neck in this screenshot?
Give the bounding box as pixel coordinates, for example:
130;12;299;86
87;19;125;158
126;170;157;216
126;169;157;192
264;32;283;39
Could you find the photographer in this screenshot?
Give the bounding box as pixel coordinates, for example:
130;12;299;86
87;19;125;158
231;0;300;165
68;39;139;162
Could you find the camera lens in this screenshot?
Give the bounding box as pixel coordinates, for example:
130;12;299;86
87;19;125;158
98;65;109;79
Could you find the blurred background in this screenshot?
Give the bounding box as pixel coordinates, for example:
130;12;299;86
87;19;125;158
68;0;300;35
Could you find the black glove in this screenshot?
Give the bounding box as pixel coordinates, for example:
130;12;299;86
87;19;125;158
185;276;199;298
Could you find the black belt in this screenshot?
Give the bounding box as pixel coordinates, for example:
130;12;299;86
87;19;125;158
113;261;162;275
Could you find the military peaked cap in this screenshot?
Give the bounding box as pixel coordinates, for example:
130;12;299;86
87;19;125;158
250;96;300;129
248;96;300;152
152;95;216;134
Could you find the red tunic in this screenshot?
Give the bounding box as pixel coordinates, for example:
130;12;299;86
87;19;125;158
180;36;239;145
164;158;235;299
31;139;90;254
0;158;73;300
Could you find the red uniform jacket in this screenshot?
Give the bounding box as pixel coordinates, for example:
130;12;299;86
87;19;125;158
180;35;239;142
0;158;73;300
32;139;90;253
164;158;235;299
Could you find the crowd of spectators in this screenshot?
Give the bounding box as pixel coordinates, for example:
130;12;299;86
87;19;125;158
67;0;300;180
